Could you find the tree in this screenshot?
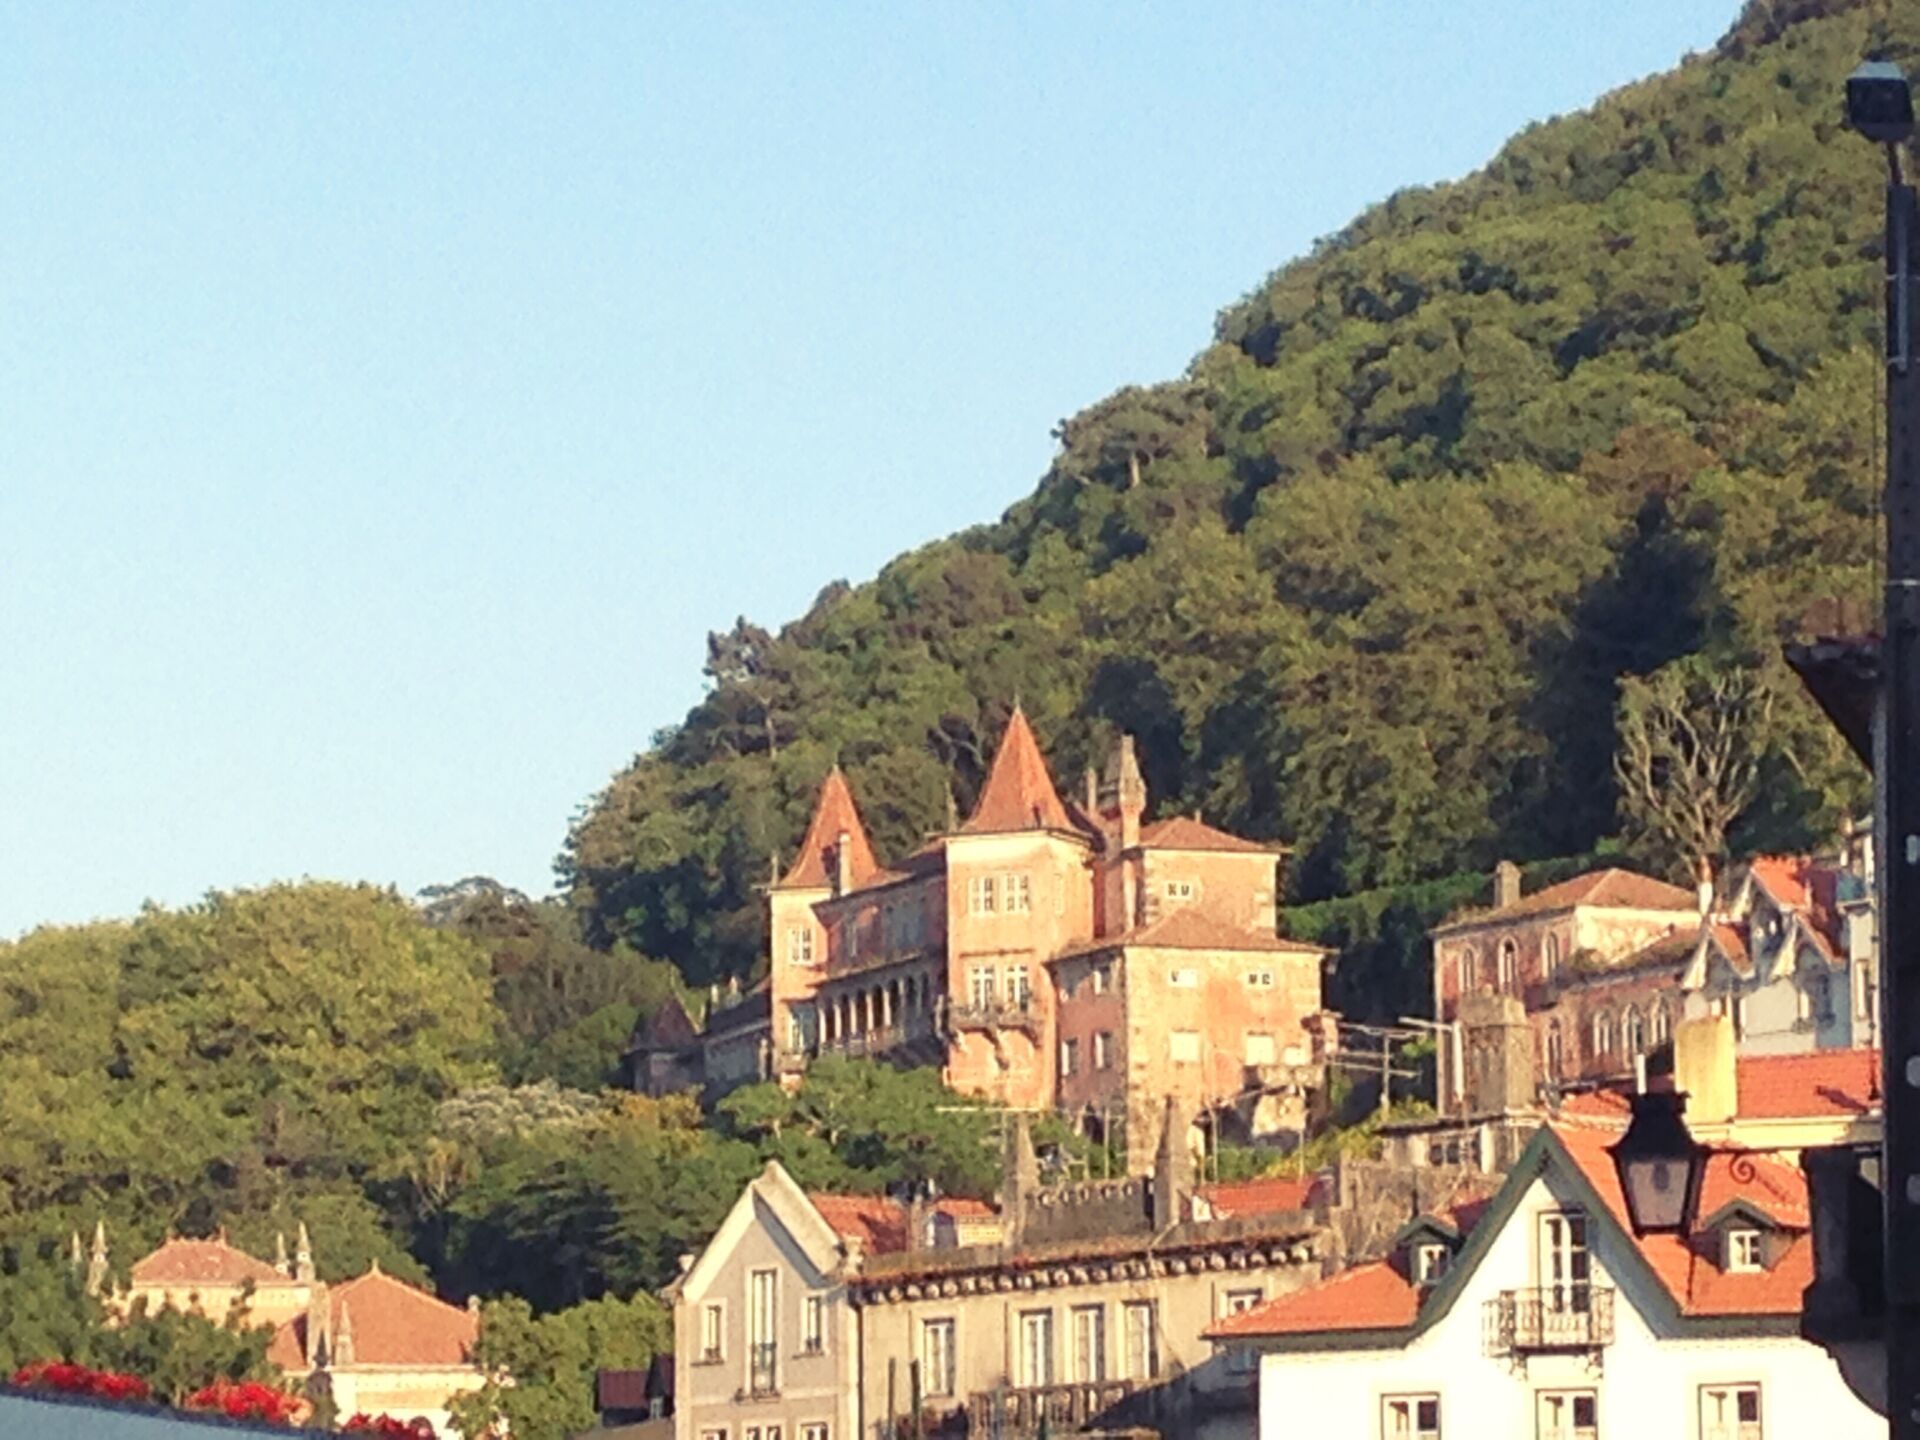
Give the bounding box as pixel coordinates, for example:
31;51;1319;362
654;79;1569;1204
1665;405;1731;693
449;1292;671;1440
1613;657;1774;873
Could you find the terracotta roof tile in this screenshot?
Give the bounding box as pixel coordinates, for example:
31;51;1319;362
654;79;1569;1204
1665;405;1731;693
129;1238;286;1287
1138;816;1278;855
961;709;1075;835
1747;855;1814;909
267;1267;477;1370
807;1194;908;1255
1205;1260;1417;1338
780;767;881;891
1439;868;1694;929
1734;1048;1879;1118
1196;1176;1315;1218
1060;908;1327;959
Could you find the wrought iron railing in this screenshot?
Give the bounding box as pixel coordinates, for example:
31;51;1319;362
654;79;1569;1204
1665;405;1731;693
748;1341;777;1397
1483;1287;1614;1353
968;1380;1136;1436
946;996;1038;1031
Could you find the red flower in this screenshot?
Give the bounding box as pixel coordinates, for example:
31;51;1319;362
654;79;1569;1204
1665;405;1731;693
344;1414;438;1437
10;1359;152;1404
182;1379;303;1425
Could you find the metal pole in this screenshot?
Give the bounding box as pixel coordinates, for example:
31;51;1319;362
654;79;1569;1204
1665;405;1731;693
1884;168;1920;1440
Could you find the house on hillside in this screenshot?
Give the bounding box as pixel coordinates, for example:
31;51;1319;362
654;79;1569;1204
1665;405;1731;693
629;709;1332;1172
101;1226;318;1332
1207;1116;1879;1440
668;1102;1326;1440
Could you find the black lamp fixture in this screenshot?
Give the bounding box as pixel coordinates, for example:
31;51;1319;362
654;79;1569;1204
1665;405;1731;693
1609;1090;1706;1236
1847;59;1916;146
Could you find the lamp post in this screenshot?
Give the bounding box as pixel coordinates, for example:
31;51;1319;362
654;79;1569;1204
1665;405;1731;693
1846;56;1920;1440
1607;1091;1705;1236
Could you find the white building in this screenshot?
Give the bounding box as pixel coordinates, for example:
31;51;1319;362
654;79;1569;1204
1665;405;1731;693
1209;1117;1878;1440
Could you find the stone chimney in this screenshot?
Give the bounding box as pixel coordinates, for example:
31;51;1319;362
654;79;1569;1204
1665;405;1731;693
1674;1014;1737;1125
1099;735;1147;855
1083;767;1099;818
834;830;852;897
1493;860;1522;911
1695;857;1715;918
1151;1097;1193;1228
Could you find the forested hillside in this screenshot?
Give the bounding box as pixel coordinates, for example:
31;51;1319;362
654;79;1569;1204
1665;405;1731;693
564;0;1910;989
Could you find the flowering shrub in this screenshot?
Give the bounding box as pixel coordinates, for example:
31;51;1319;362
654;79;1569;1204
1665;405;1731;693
9;1360;152;1403
345;1415;438;1438
181;1378;306;1424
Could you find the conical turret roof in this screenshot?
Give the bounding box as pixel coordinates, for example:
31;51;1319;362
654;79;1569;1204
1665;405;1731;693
961;708;1074;835
778;766;880;889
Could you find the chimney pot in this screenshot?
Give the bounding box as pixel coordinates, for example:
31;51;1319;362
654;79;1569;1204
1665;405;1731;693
834;829;852;896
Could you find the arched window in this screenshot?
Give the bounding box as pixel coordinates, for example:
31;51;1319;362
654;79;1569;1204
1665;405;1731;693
1625;1006;1646;1056
1457;948;1478;995
1546;1020;1565;1080
1593;1009;1615;1057
1544;932;1562;978
1651;1001;1672;1045
1498;937;1519;992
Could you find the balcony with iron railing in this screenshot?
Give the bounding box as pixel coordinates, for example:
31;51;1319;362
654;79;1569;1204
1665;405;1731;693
1483;1287;1615;1355
945;994;1041;1034
968;1380;1137;1436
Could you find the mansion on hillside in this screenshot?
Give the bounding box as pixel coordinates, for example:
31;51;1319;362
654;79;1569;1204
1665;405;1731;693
1429;829;1878;1111
627;710;1331;1169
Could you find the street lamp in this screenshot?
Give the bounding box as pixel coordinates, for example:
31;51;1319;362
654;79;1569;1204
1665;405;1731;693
1608;1091;1704;1236
1849;61;1917;147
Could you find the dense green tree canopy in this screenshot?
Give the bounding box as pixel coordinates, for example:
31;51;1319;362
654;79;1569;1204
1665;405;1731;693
563;0;1899;985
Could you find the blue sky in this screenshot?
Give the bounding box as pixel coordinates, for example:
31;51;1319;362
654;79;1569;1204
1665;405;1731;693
1;2;1736;937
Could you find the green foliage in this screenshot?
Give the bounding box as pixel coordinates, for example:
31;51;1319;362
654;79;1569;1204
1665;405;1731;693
450;1291;671;1440
562;0;1893;989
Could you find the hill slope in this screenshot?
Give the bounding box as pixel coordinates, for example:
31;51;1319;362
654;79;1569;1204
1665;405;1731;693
565;0;1904;986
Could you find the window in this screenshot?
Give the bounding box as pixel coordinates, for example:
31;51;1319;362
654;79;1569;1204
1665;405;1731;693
801;1426;829;1440
1122;1301;1157;1380
1094;1030;1114;1070
1414;1242;1449;1283
701;1430;729;1440
787;926;814;966
1169;967;1198;988
969;966;997;1009
920;1319;955;1397
1091;961;1112;994
749;1268;777;1395
1700;1383;1762;1440
1245;968;1275;989
1727;1227;1763;1273
1003;873;1031;913
1223;1288;1263;1316
1592;1010;1614;1057
1545;1021;1564;1081
700;1302;724;1363
1460;947;1479;993
1544;932;1562;977
1245;1031;1277;1066
1164;879;1197;904
1624;1006;1646;1055
1060;1038;1079;1076
968;875;997;915
1499;937;1518;991
802;1293;825;1354
1382;1395;1441;1440
1651;1001;1672;1045
1223;1290;1262;1373
1018;1309;1054;1387
1539;1212;1591;1313
1535;1389;1596;1440
1170;1029;1200;1063
1070;1304;1106;1382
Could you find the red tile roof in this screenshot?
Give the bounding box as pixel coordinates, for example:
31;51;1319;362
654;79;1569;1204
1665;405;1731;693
267;1266;477;1371
1061;907;1327;958
1196;1176;1315;1218
807;1194;909;1255
129;1238;286;1287
1735;1048;1879;1118
780;767;881;890
1747;855;1814;910
961;709;1076;835
1441;868;1694;927
1207;1259;1418;1337
1139;816;1278;855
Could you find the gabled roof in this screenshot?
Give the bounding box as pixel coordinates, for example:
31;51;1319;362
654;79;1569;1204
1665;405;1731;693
629;994;699;1052
961;708;1076;836
673;1162;846;1304
1057;907;1328;959
267;1265;477;1370
1435;868;1695;932
129;1237;286;1288
807;1194;909;1255
1210;1119;1813;1346
779;767;880;891
1138;816;1279;855
1195;1175;1316;1218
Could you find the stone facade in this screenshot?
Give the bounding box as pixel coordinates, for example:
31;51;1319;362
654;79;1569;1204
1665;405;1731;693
631;711;1329;1167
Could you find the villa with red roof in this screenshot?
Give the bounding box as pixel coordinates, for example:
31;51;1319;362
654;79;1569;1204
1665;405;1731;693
100;1224;318;1333
632;711;1331;1171
1208;1116;1881;1440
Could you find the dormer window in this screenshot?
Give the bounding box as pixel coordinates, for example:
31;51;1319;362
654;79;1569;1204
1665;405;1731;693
1727;1226;1763;1273
1414;1242;1450;1284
